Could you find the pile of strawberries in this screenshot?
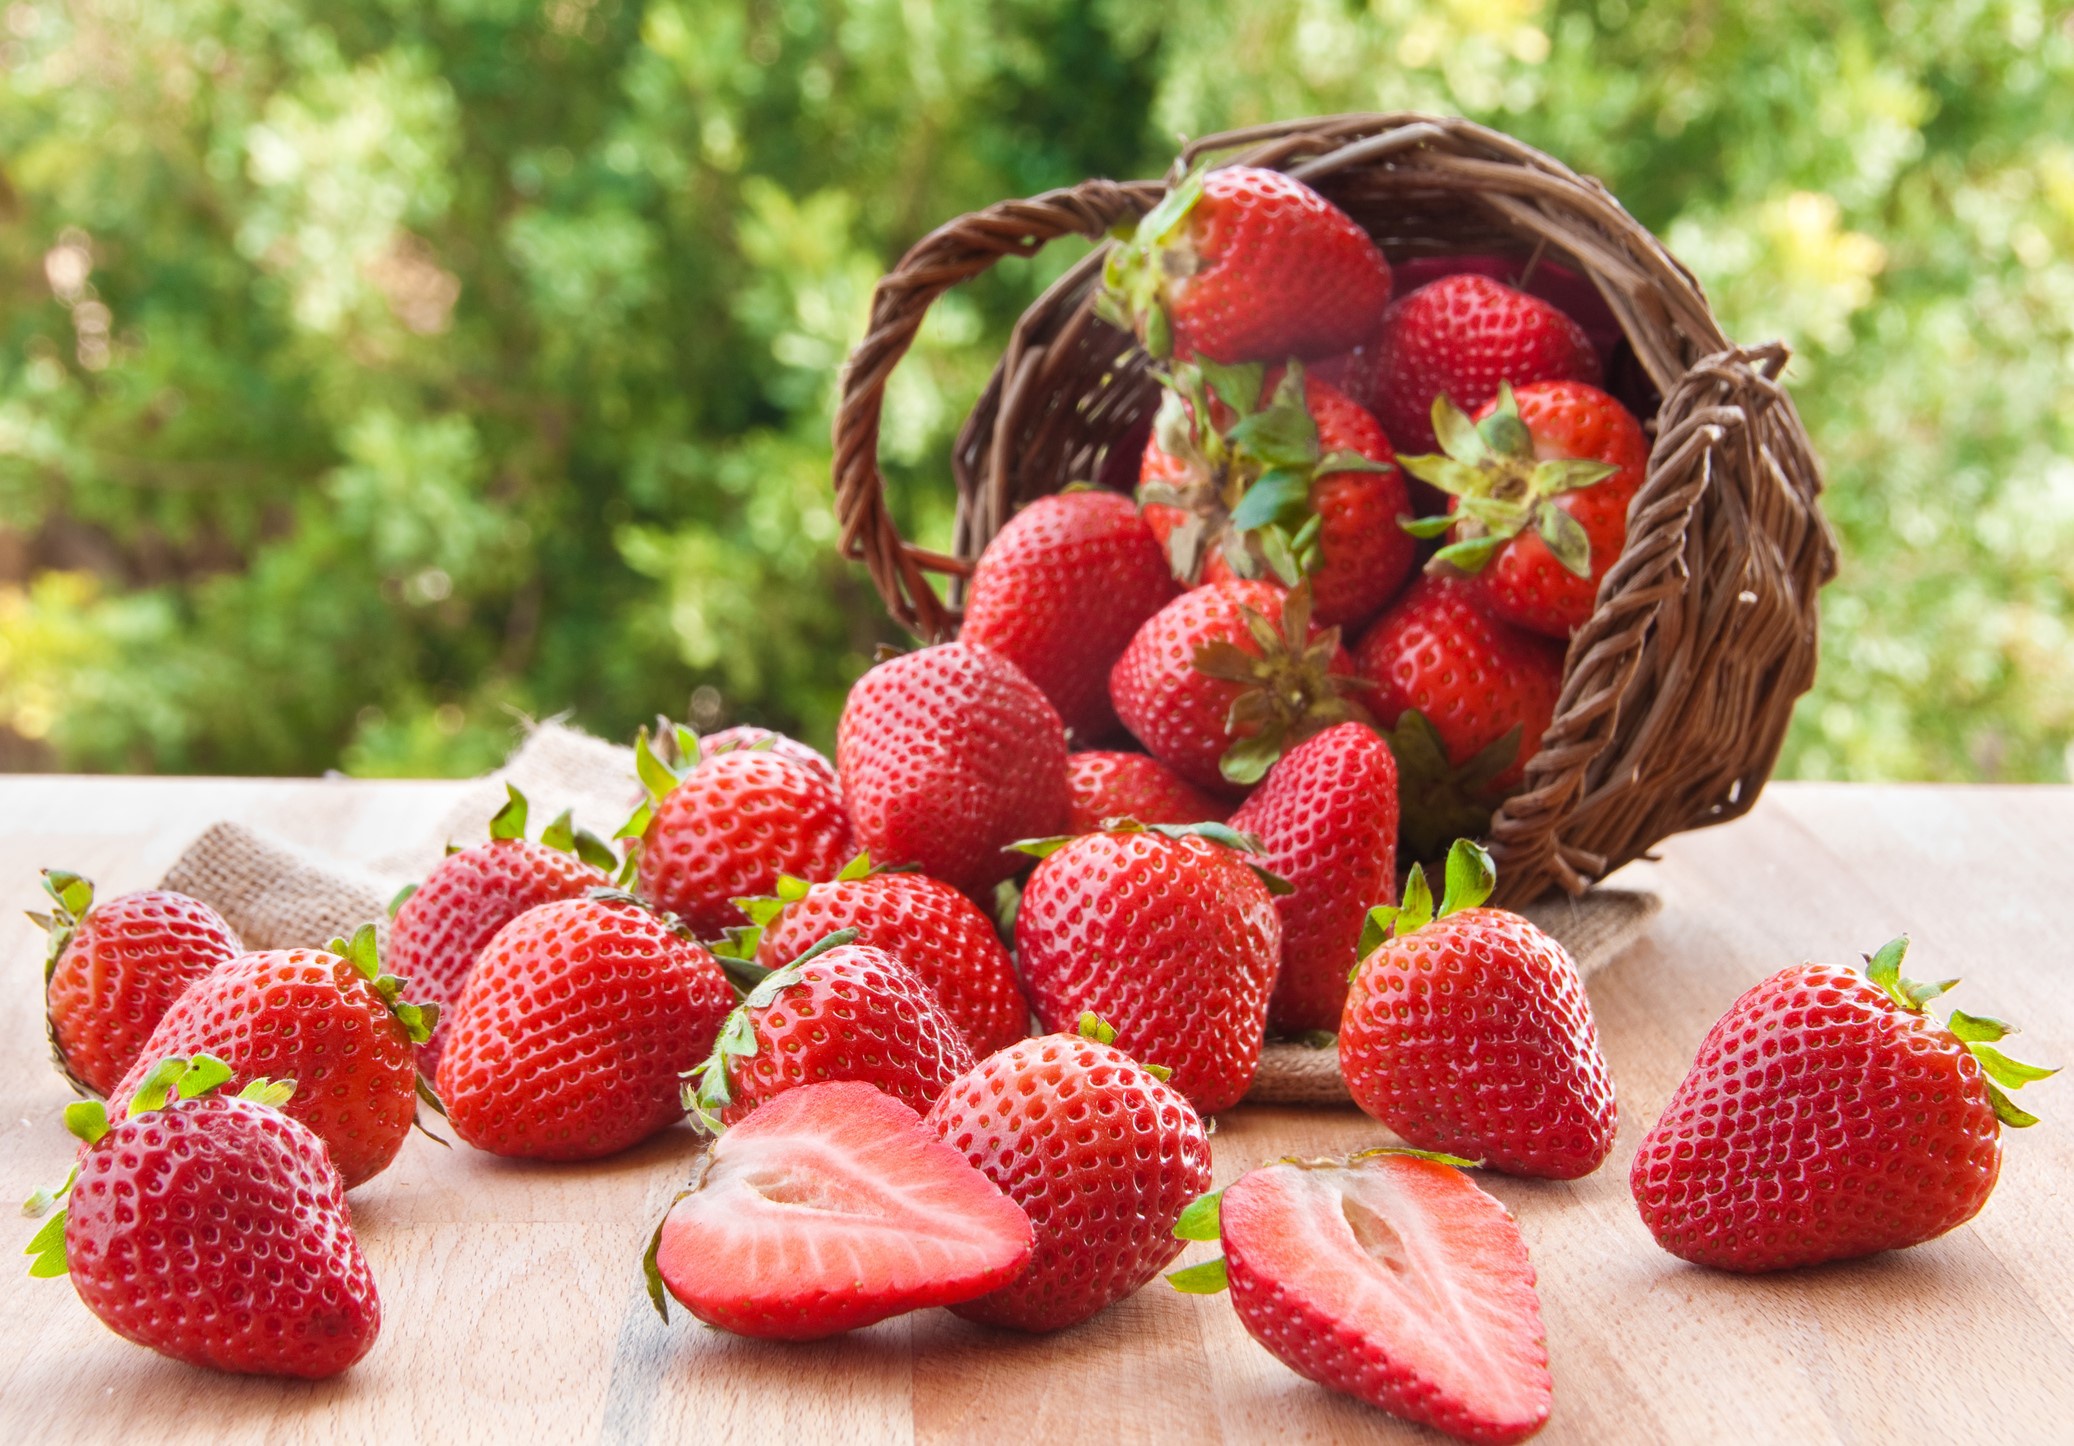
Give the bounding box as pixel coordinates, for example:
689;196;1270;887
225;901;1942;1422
17;161;2057;1445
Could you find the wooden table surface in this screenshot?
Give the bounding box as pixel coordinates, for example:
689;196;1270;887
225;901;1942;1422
1;776;2070;1444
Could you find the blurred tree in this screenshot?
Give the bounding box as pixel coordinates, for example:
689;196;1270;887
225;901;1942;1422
0;0;2069;781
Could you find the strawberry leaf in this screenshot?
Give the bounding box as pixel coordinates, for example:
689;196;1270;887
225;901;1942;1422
1173;1190;1223;1242
1430;533;1508;575
1536;503;1594;579
24;1208;69;1278
387;881;419;918
62;1100;107;1146
1077;1012;1117;1045
1985;1081;2040;1129
1438;839;1497;918
1970;1045;2058;1091
1228;470;1310;534
488;783;529;842
1165;1257;1229;1294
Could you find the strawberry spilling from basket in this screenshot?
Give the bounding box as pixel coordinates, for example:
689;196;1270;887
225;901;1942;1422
21;120;2043;1446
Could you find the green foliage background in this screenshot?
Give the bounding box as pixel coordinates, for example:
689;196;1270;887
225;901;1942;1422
2;0;2070;781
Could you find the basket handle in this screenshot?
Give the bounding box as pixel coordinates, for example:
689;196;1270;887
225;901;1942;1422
833;178;1167;639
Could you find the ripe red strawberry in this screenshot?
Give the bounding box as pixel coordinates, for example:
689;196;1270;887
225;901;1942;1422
1109;578;1364;794
1100;165;1391;364
436;895;733;1160
25;1056;379;1379
959;490;1178;742
1170;1149;1551;1445
737;853;1029;1057
387;786;614;1074
698;725;838;787
688;932;975;1129
926;1016;1213;1332
1631;936;2055;1272
1391;254;1625;362
32;870;242;1097
837;642;1069;897
1369;273;1601;455
1139;362;1412;630
627;726;852;938
1353;576;1564;860
1228;722;1397;1036
1402;380;1650;639
1340;841;1618;1179
647;1082;1033;1340
1013;822;1282;1113
108;927;431;1188
1065;750;1229;833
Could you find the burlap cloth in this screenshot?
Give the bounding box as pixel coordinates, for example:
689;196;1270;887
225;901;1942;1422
160;721;1659;1108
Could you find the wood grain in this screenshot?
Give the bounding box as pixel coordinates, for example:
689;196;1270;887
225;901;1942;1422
1;777;2069;1444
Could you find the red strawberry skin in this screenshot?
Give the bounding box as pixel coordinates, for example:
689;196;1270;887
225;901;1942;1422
1109;579;1351;794
699;725;838;787
1631;963;2005;1272
752;872;1029;1058
1353;576;1563;792
657;1082;1033;1340
437;897;733;1160
1372;273;1601;454
960;491;1178;743
1165;168;1392;364
63;1093;380;1378
837;642;1070;897
1229;723;1398;1035
710;943;976;1127
109;949;419;1188
45;888;241;1096
1219;1154;1552;1445
926;1031;1212;1331
1015;830;1281;1113
389;838;609;1074
1065;750;1230;834
1341;908;1618;1179
638;750;852;938
1462;380;1649;638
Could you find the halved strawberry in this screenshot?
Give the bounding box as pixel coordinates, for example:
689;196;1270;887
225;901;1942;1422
645;1082;1034;1340
1171;1150;1552;1445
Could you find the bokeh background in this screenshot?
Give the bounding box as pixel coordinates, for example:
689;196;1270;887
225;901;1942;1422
2;0;2071;781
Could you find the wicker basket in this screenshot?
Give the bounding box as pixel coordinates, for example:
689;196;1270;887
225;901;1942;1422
832;113;1838;908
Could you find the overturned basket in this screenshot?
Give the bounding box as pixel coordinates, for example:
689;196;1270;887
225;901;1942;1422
833;113;1837;909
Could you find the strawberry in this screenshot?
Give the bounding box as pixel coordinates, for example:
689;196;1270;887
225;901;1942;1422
1100;165;1392;364
1368;273;1601;455
1339;841;1618;1179
697;724;838;787
107;927;432;1188
1168;1148;1551;1445
1391;254;1625;362
646;1081;1033;1340
25;1055;379;1378
1401;381;1650;639
1109;578;1365;793
1631;936;2055;1272
436;894;734;1160
1352;576;1564;860
1228;722;1398;1036
837;641;1070;898
626;725;853;938
959;489;1177;742
386;785;615;1075
31;870;242;1097
1011;822;1283;1114
1065;750;1229;834
926;1015;1213;1332
734;851;1029;1057
1138;362;1412;629
688;930;976;1129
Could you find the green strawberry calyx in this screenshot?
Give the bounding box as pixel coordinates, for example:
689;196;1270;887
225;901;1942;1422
1188;578;1375;786
1381;709;1523;863
1397;385;1620;579
718;850;909;963
326;923;439;1047
1095;163;1210;361
394;785;619;917
612;722;707;882
1353;838;1496;971
1861;936;2057;1128
1138;359;1390;590
22;1054;294;1280
1008;820;1292;896
1163;1146;1480;1296
683;928;861;1134
27;869;95;975
1072;1012;1174;1082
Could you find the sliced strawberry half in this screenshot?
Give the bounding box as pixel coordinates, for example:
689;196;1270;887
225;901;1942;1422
645;1082;1034;1340
1174;1150;1551;1445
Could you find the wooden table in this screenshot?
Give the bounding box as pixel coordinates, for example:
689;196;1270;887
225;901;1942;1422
1;777;2069;1444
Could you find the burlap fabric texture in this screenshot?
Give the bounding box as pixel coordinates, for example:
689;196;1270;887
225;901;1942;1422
159;721;1659;1108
